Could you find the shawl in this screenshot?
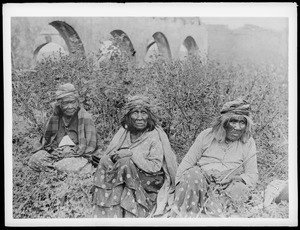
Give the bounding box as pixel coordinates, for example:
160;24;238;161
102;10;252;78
39;106;97;155
103;125;178;217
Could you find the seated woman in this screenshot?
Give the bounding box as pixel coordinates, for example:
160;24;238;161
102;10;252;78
28;83;97;174
170;98;259;217
92;95;177;218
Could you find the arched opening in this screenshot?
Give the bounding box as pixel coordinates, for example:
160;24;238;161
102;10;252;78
34;34;68;62
49;21;85;57
110;30;136;57
144;32;171;62
144;39;159;63
97;30;136;62
179;36;200;60
153;32;172;60
34;42;68;62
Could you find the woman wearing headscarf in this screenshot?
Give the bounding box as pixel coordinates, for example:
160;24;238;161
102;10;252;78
29;83;97;173
92;95;177;218
170;98;258;217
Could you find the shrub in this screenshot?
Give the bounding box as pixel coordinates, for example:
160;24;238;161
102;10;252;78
12;45;288;218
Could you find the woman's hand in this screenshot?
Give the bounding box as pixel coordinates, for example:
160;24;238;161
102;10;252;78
111;149;133;162
219;175;243;185
63;146;80;157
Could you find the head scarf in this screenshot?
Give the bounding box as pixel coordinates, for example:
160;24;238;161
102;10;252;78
123;95;156;115
220;98;250;116
55;83;79;101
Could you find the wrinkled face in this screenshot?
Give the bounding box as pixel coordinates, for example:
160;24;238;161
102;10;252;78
225;115;247;142
60;96;79;117
130;106;149;131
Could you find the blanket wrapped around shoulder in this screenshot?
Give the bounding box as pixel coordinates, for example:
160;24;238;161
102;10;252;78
104;125;178;217
37;106;97;155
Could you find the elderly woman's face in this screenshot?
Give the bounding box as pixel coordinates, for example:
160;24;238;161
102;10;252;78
130;107;149;131
225;115;247;141
60;96;79;117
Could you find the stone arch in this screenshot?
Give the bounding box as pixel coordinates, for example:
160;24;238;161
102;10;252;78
144;39;159;63
110;30;136;57
49;21;85;57
183;36;199;56
34;42;68;62
33;33;68;63
146;40;156;51
152;32;172;60
34;42;48;58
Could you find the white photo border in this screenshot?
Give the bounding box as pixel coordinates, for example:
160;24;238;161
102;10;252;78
4;2;298;227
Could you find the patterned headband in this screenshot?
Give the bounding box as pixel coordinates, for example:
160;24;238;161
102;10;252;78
55;83;79;100
220;98;250;116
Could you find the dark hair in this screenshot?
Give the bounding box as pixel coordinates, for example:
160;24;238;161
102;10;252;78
120;108;157;132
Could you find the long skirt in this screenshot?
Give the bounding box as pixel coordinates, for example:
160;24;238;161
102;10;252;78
172;166;250;217
92;155;164;218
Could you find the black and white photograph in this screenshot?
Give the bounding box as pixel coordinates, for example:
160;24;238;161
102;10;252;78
4;3;297;227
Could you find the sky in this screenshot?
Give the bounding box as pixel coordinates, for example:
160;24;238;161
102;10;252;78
201;17;288;31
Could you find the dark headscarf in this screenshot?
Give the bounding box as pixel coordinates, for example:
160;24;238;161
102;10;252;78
220;98;250;116
122;94;158;116
55;83;79;101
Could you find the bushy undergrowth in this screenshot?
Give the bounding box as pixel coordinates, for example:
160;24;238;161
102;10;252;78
11;50;288;218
